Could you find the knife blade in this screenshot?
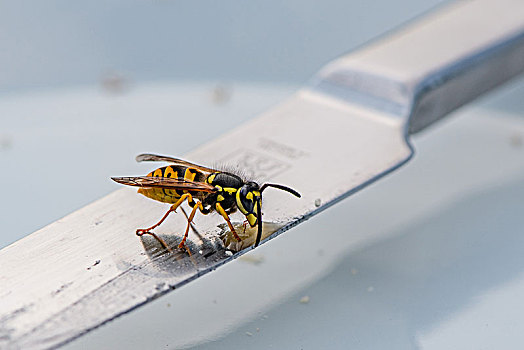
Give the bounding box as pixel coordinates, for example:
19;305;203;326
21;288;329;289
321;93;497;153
1;0;524;349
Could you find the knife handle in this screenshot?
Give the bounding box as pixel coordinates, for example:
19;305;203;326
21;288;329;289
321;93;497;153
313;0;524;134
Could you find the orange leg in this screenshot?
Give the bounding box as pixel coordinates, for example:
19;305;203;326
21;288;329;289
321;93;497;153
181;207;203;241
136;193;193;249
178;201;204;249
242;220;249;235
136;207;174;236
215;202;242;242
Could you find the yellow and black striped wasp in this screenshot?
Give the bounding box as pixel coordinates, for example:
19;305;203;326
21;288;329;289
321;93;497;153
112;154;300;250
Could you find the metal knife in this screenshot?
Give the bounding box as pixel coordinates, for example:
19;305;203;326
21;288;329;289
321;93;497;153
2;0;524;348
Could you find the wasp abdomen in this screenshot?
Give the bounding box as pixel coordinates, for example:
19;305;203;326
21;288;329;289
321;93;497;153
138;165;207;204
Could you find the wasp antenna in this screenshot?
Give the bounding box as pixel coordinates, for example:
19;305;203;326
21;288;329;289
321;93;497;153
255;197;263;247
260;183;301;198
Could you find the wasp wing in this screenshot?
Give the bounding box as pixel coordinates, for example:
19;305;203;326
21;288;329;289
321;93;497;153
135;154;217;173
111;176;217;193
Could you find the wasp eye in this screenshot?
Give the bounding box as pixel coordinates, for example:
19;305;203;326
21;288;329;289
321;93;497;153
240;192;255;213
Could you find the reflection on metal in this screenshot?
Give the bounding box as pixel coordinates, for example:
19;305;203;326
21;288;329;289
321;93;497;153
219;222;284;251
2;0;524;349
139;235;230;275
140;221;283;258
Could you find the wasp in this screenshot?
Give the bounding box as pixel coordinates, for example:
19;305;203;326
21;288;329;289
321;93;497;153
112;154;300;250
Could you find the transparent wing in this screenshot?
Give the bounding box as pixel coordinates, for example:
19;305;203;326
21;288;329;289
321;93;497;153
111;176;217;193
135;154;217;173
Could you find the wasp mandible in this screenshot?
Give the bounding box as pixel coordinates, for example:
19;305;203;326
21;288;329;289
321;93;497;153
112;154;301;250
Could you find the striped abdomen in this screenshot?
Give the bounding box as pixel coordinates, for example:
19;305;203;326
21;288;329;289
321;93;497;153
138;165;208;204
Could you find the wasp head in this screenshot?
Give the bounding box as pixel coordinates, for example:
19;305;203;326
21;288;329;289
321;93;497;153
236;181;301;247
236;181;261;227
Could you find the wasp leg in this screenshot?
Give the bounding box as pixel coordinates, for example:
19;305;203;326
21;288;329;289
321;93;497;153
180;207;203;241
178;201;204;249
215;202;242;242
136;193;194;249
240;220;249;235
136;208;174;236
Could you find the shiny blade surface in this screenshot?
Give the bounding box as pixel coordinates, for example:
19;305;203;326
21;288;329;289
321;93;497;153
2;0;524;348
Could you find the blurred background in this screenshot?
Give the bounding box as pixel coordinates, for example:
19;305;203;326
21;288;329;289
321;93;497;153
1;0;451;92
0;0;453;248
2;1;524;349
